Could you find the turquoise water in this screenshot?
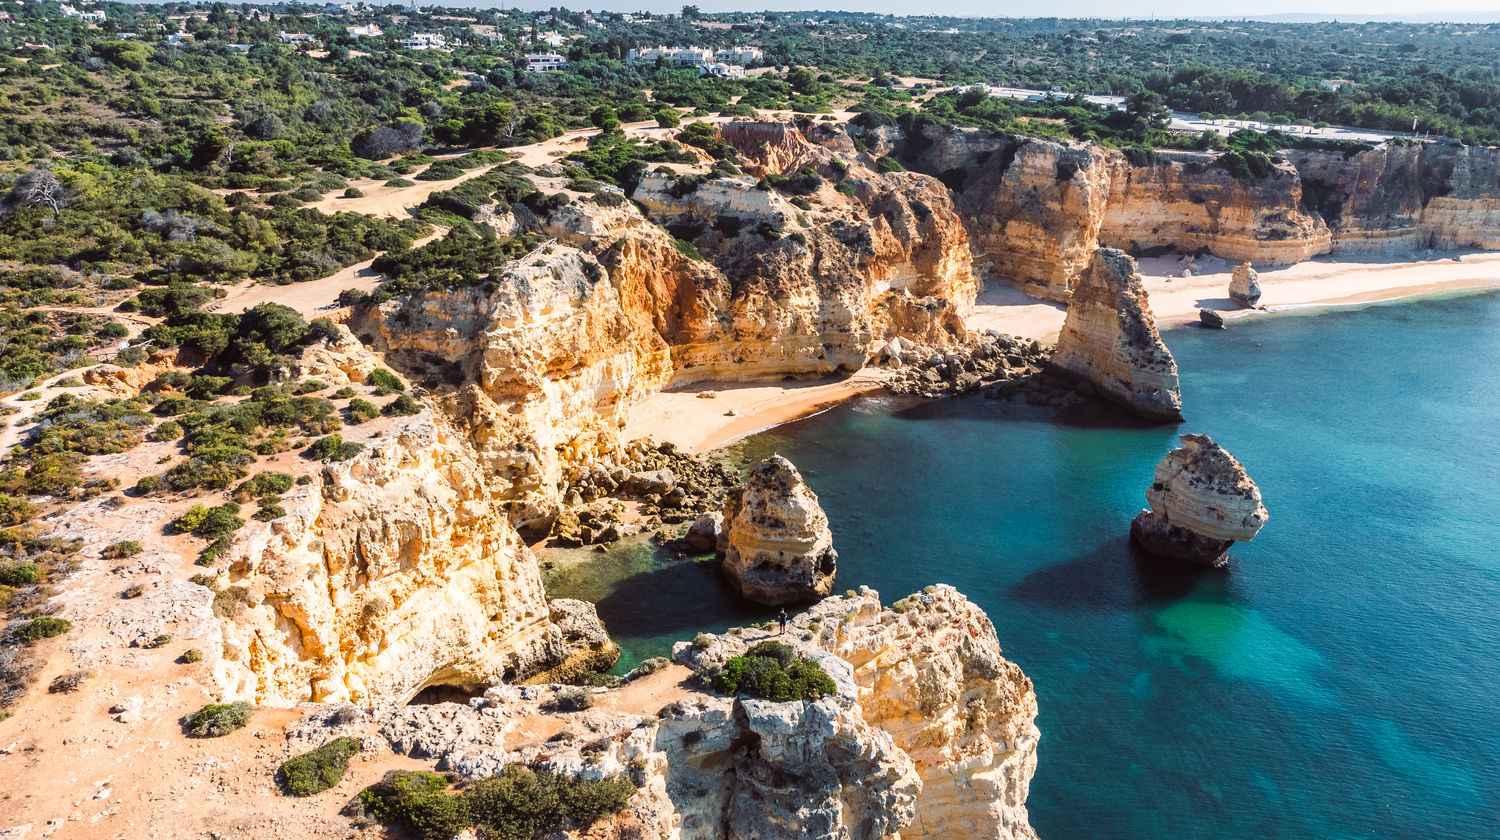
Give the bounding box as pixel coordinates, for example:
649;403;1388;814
546;290;1500;839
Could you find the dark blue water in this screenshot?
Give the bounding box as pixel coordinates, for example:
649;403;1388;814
545;291;1500;839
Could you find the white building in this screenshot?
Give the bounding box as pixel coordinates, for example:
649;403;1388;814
628;46;715;66
698;62;744;79
278;31;315;43
346;24;382;37
715;46;761;64
400;32;446;50
526;31;567;48
524;52;568;72
60;4;106;21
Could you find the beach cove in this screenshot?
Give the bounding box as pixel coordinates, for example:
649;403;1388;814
549;287;1500;839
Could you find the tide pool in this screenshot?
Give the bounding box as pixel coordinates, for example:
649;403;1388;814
545;290;1500;839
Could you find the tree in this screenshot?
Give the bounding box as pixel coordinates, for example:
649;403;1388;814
1126;91;1171;130
4;167;67;218
655;107;682;129
681;5;701;19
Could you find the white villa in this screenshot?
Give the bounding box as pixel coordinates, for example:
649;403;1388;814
525;52;568;72
400;32;447;50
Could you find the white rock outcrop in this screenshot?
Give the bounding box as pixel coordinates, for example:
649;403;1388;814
1130;433;1269;567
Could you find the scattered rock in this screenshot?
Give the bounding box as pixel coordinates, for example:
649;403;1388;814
718;456;837;605
1130;433;1269;567
682;511;723;553
1199;309;1225;329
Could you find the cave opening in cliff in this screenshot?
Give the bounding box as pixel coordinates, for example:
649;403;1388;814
407;682;488;706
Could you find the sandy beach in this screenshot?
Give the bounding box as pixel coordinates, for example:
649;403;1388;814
630;251;1500;454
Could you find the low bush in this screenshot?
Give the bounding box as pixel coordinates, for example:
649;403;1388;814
367;368;404;393
180;648;203;663
182;700;254;737
278;736;362;797
234;472;293;501
102;540;142;559
346;398;379;423
306;435;363;461
48;670;89;693
356;765;637;840
0;562;41;587
14;616;72;644
709;641;836;701
382;395;421;416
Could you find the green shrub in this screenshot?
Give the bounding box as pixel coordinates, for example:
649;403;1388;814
253;501;286;522
357;771;469;840
346;398;379;423
306;435;364;461
672;238;705;261
382;394;421;416
235;472;293;501
174;503;243;541
330;386;356;400
182;700;254;737
180;648;203;664
278;737;362;797
134;476;161;494
15;616;72;644
145;633;171;649
367;368;404;393
344;187;364;199
357;766;636;840
876;156;907;172
149;420;183;442
0;562;41;586
386;178;416;188
102;540;142;559
710;644;836;701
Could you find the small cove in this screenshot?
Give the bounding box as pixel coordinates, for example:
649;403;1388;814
544;289;1500;839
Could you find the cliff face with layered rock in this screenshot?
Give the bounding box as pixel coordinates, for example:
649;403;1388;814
1052;248;1183;421
214;415;581;706
357;121;979;521
1131;433;1269;567
718;455;838;605
856;120;1500;299
347;586;1035;840
677;585;1040;840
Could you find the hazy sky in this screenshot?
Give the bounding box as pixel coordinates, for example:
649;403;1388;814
489;0;1500;21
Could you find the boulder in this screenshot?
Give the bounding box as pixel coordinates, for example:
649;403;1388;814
683;511;723;553
1130;433;1268;567
718;456;837;605
1198;309;1225;329
1230;261;1262;307
1052;248;1183;421
624;468;676;497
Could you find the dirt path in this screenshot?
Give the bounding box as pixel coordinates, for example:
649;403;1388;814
307;159;509;219
208;227;447;318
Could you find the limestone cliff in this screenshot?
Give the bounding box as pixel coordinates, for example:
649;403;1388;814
353;245;676;525
718;455;838;605
1052;248;1183;421
357;585;1036;840
1130;433;1269;567
857;120;1500;299
214;415;578;706
677;586;1040;840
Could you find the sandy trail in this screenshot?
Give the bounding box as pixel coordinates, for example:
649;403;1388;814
307;158;509;218
209;228;447;318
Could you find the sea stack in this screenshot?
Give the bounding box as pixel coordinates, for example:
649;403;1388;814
1130;434;1269;567
718;455;837;604
1053;248;1183;421
1230;261;1262;306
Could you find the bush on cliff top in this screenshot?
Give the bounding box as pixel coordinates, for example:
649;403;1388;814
182;700;254;737
355;765;637;840
278;736;362;797
709;640;836;701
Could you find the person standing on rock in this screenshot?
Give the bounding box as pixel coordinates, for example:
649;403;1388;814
778;608;787;634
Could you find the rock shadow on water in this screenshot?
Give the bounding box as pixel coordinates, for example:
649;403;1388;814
1009;537;1216;613
592;554;775;642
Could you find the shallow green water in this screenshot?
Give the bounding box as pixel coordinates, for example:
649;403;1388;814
546;290;1500;838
